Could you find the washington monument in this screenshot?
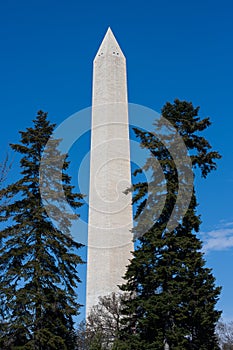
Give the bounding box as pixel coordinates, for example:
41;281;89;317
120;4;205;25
86;28;133;316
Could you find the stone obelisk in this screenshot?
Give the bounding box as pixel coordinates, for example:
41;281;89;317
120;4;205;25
86;28;133;316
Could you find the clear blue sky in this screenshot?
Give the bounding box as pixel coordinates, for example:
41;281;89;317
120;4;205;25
0;0;233;323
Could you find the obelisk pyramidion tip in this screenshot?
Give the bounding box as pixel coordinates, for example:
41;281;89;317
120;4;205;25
94;27;125;61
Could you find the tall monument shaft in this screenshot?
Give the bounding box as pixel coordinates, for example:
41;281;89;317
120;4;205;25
86;28;133;316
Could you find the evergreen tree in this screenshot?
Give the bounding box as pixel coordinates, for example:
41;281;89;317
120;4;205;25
117;100;222;349
0;111;84;349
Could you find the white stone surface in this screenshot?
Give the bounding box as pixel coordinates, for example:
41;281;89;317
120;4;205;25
86;28;133;316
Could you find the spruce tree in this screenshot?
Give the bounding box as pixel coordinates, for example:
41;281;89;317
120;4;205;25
0;111;84;349
117;100;222;349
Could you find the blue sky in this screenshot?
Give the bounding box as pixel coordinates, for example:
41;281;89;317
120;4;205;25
0;0;233;323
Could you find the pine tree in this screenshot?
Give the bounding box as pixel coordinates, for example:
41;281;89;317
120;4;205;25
0;111;84;349
117;100;222;349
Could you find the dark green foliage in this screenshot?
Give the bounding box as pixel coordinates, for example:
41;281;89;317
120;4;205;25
0;111;84;349
117;100;221;349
